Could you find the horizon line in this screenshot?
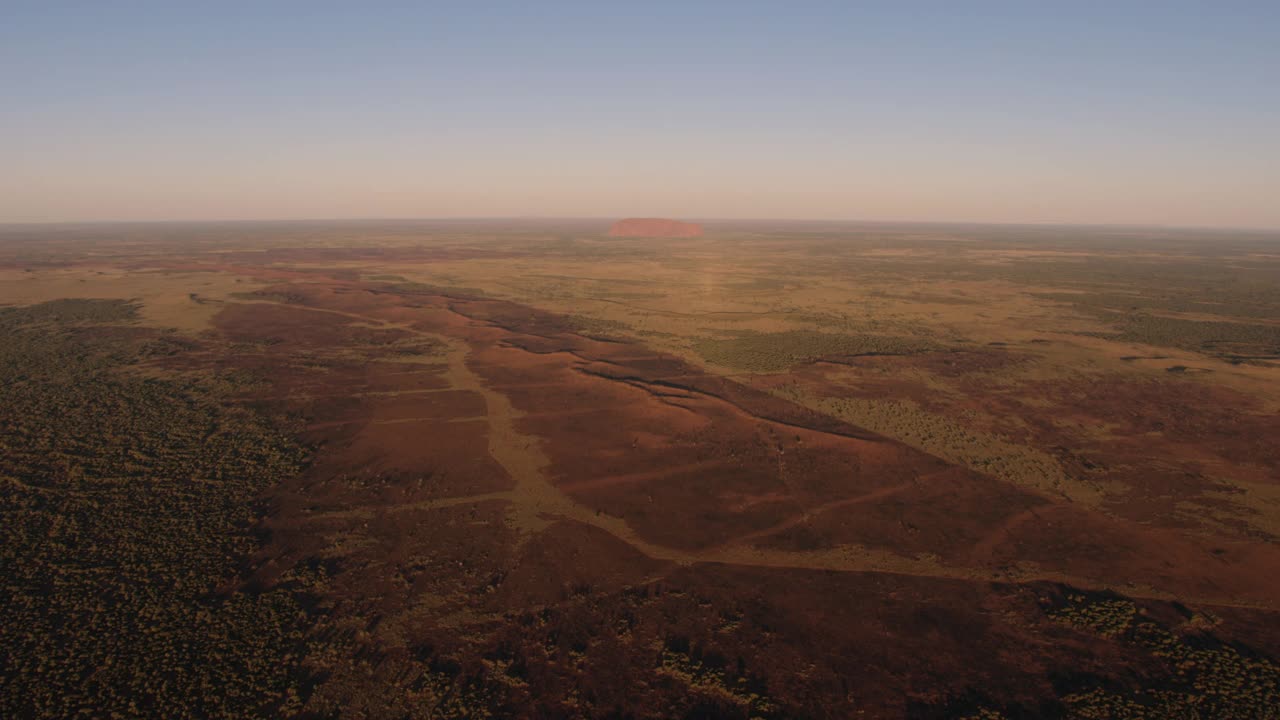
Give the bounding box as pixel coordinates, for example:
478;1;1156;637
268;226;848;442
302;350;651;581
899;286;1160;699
1;215;1278;234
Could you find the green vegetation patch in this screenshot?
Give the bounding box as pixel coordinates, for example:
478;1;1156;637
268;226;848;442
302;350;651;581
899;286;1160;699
692;330;937;372
869;289;983;305
0;297;138;326
1023;262;1280;322
1087;314;1280;362
567;314;632;340
0;299;313;718
233;289;310;304
385;280;489;297
770;388;1100;505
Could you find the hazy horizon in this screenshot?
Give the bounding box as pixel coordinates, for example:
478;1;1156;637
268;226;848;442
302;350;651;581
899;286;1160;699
5;215;1280;234
5;2;1279;228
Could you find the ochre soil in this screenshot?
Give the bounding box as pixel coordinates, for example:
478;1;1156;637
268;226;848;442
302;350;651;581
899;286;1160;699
147;267;1280;716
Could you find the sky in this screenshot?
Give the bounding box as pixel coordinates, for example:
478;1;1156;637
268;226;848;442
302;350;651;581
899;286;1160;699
2;1;1278;227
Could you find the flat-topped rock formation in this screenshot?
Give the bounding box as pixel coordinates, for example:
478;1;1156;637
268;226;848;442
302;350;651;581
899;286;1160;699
607;218;703;238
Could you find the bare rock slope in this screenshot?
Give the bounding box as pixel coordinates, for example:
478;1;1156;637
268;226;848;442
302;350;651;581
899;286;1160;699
607;218;703;237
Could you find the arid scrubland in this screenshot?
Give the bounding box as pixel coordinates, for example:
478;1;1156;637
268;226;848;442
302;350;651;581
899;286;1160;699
2;220;1279;718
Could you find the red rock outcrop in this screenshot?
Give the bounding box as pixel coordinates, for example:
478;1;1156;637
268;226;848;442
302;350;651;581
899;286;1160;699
607;218;703;237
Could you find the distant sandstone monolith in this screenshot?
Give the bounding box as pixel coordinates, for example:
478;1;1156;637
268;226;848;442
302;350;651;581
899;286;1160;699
607;218;703;238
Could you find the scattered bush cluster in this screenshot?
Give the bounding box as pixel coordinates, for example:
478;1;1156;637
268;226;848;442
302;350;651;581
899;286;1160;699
1052;593;1280;719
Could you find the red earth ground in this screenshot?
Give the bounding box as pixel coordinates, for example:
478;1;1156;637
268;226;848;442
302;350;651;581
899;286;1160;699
135;261;1280;717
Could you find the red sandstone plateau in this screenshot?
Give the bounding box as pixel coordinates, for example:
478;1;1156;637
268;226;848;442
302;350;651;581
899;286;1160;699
607;217;703;237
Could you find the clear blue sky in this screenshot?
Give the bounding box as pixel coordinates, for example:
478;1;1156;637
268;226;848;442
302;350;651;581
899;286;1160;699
3;1;1278;226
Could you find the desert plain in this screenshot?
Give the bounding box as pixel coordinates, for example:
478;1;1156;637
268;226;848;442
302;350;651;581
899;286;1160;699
2;219;1279;718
